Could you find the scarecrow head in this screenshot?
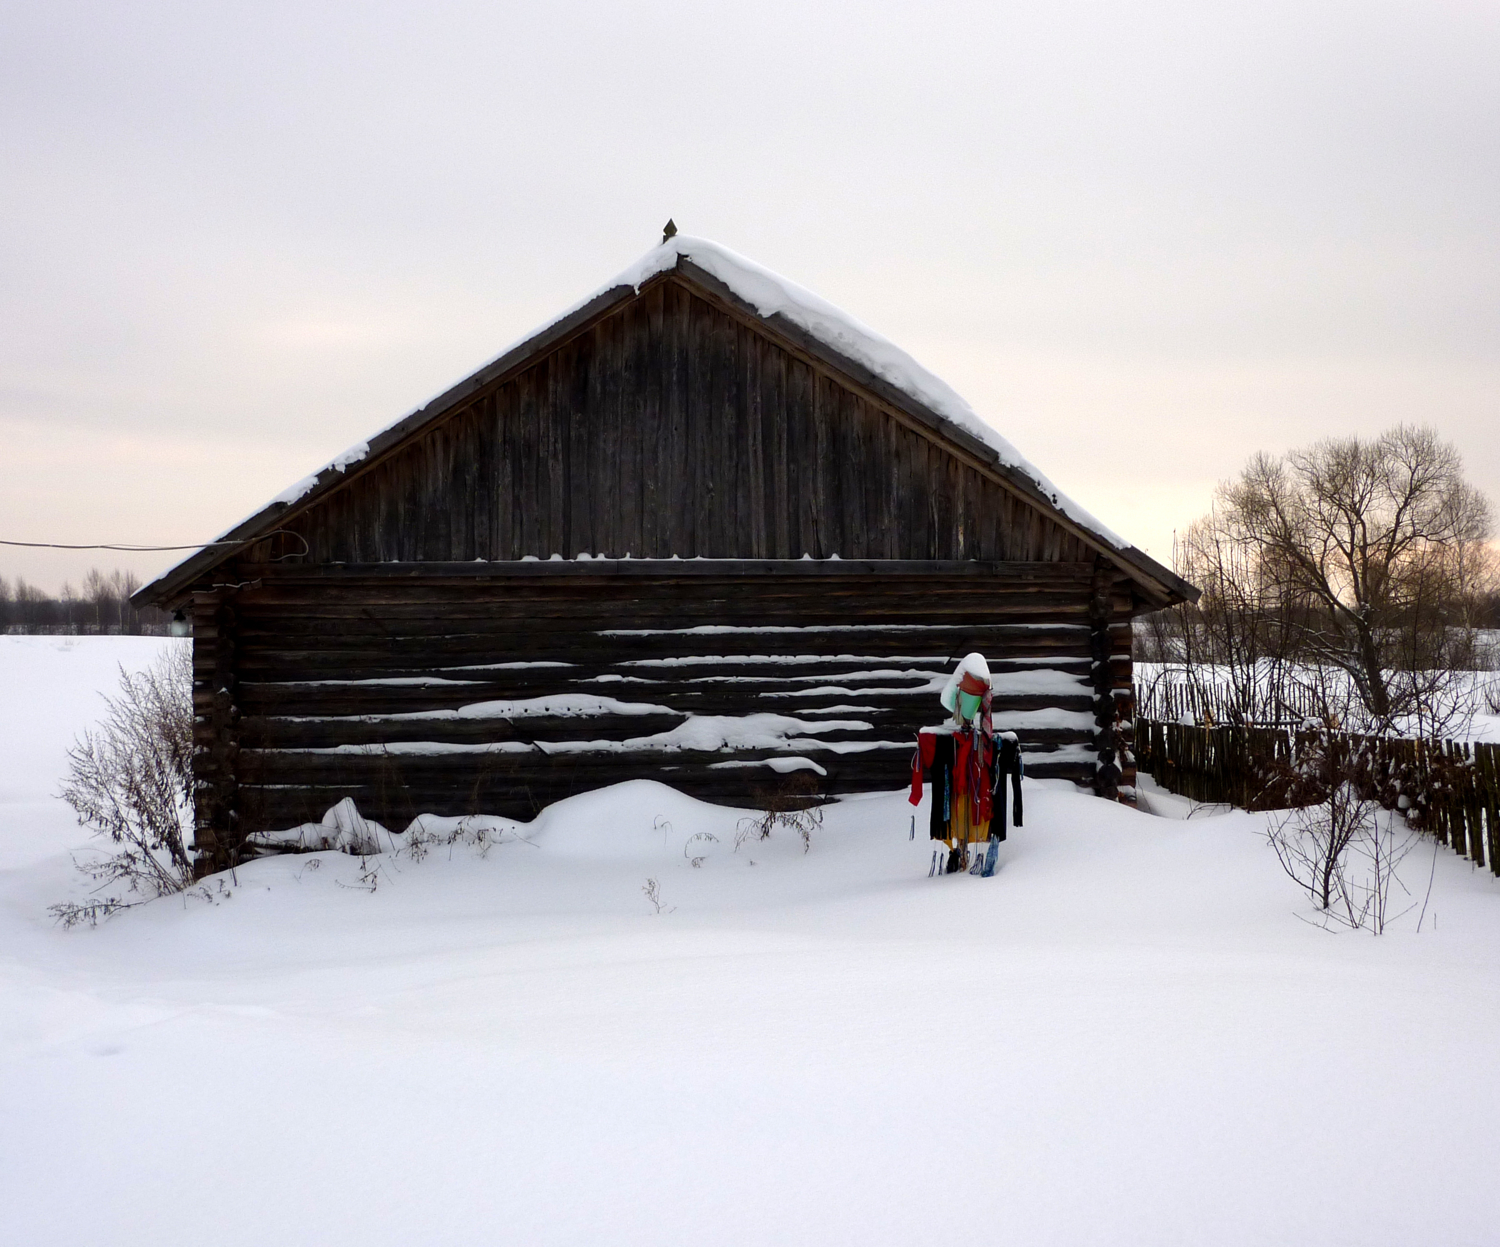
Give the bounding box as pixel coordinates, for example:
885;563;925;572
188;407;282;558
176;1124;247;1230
940;652;992;726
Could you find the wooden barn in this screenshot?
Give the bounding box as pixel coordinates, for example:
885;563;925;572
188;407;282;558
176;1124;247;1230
133;233;1197;871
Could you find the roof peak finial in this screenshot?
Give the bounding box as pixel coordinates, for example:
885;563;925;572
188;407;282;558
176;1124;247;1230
662;218;677;243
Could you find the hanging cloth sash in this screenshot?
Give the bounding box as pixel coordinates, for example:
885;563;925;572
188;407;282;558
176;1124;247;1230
910;729;959;841
990;732;1024;839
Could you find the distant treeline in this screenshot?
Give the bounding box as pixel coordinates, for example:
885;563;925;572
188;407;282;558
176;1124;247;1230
1;569;173;635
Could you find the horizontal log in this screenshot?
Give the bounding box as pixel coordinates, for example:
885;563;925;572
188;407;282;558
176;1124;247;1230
231;621;1095;648
228;600;1095;628
236;559;1101;582
240;762;1094;829
243;733;1090;778
241;711;1094;751
235;682;1093;717
231;636;1093;672
227;573;1090;600
231;615;1097;644
227;581;1096;606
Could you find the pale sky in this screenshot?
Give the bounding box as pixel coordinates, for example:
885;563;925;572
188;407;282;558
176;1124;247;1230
3;0;1496;591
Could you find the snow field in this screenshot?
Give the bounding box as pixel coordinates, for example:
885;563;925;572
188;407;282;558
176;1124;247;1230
4;638;1500;1245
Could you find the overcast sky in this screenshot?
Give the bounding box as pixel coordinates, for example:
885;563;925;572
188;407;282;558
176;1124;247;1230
3;0;1496;592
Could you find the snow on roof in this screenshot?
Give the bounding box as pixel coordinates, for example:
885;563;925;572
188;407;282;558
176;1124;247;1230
257;236;1121;544
606;236;1126;549
155;233;1133;597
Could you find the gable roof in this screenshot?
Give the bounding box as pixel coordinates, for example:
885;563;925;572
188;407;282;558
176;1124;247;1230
134;235;1197;608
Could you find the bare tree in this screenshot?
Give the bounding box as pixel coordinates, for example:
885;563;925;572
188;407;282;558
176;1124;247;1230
1263;732;1424;934
81;568;112;633
52;645;196;925
116;569;143;634
1135;511;1315;726
1174;508;1303;723
1216;425;1493;735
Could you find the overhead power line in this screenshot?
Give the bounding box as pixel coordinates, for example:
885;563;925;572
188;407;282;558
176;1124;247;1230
0;530;310;555
1;539;245;551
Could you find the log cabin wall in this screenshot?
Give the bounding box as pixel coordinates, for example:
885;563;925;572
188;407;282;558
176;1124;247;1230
192;560;1134;849
262;278;1095;565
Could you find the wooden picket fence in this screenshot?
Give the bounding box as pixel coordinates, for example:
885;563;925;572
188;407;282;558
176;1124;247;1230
1135;719;1500;876
1134;677;1322;728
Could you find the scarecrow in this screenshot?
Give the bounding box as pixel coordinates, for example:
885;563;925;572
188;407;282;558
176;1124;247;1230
909;652;1023;876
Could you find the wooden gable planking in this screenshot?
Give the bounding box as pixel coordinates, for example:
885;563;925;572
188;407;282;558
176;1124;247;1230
257;276;1096;569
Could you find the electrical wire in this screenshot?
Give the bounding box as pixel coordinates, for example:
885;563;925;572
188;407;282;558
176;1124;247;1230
1;539;246;550
0;530;311;558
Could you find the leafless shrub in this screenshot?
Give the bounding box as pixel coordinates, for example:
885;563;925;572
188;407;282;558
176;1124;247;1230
734;772;825;854
684;832;718;867
336;855;384;893
50;897;136;930
642;876;673;914
400;814;528;862
1484;679;1500;717
1262;731;1425;933
50;645;194;927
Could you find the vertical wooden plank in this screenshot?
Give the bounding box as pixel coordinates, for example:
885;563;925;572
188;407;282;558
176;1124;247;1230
745;328;767;558
929;442;953;559
900;428;922;560
503;377;525;558
976;478;998;560
577;328;598;556
767;339;790;558
594;314;618;556
462;403;483;560
962;466;982;560
1482;743;1500;877
492;384;508;559
687;294;711;553
666;281;691;554
787;358;812;555
429;420;452;559
387;456;408;561
951;461;969;560
518;365;542;557
608;307;627;556
641;284;665;557
812;373;834;557
840;389;864;558
879;408;900;559
622;296;647;557
709;305;734;557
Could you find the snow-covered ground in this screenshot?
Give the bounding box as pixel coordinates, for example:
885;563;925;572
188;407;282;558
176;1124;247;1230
4;637;1500;1246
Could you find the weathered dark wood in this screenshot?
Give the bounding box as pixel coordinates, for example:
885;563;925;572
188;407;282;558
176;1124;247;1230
271;281;1101;568
1089;561;1122;801
142;248;1204;863
182;566;1107;838
190;588;242;873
